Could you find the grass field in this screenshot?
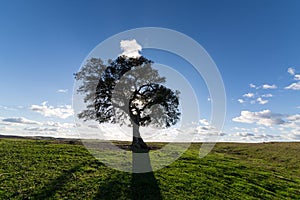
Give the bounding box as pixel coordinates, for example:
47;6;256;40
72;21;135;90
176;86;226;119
0;138;299;199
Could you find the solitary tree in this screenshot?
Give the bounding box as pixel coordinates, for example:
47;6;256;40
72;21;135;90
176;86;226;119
75;55;180;152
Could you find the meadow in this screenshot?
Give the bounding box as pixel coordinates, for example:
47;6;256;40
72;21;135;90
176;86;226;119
0;138;299;199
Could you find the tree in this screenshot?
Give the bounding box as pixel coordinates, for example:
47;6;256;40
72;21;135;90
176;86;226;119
74;55;180;152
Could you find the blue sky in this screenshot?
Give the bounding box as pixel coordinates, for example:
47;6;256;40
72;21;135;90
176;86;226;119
0;0;300;142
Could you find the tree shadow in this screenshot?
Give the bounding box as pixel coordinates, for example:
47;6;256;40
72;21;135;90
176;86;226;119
131;152;162;200
29;152;161;199
93;170;131;199
30;164;83;199
94;152;162;200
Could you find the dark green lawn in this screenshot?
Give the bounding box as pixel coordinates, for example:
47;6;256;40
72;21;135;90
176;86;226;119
0;138;299;199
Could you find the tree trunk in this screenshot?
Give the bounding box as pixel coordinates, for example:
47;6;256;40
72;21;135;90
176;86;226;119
131;123;149;153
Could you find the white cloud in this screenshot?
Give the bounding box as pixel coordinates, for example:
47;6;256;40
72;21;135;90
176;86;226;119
232;110;285;127
0;105;17;111
279;114;300;139
120;39;142;58
238;99;245;104
233;127;247;131
74;118;224;142
44;121;75;128
227;128;280;142
288;67;295;76
234;132;255;137
249;83;256;88
2;117;40;125
284;67;300;87
287;133;300;140
285;82;300;90
281;114;300;130
30;101;73;119
262;84;277;89
238;89;273;105
294;74;300;81
57;89;68;93
261;94;273;98
256;97;268;105
243;93;255;98
0;116;76;138
285;67;300;90
21;121;77;137
199;119;210;126
0;126;15;132
286;114;300;122
24;127;60;132
252;126;266;133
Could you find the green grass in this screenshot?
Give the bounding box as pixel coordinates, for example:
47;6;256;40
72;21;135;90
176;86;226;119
0;139;300;199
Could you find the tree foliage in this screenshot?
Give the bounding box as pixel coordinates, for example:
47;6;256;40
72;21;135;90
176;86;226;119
75;55;181;130
74;58;107;121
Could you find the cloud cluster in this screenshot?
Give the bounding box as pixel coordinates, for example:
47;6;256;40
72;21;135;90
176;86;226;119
73;118;224;142
30;102;73;119
231;131;279;141
120;39;142;58
281;114;300;131
256;97;268;105
233;110;285;127
235;68;299;139
21;121;74;131
249;83;277;90
0;105;18;111
234;132;255;137
243;93;254;98
248;67;300;92
0;115;77;137
285;67;300;90
238;91;272;105
45;121;75;128
285;82;300;90
238;82;279;105
1;112;298;142
24;127;59;132
221;126;282;142
232;109;300;139
0;101;76;137
2;117;40;125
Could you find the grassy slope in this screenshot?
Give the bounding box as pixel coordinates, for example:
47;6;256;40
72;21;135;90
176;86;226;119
0;139;299;199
